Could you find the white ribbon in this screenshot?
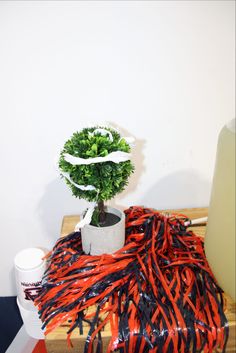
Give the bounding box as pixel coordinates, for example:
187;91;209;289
87;127;135;146
74;205;96;231
60;171;97;191
63;150;131;166
89;128;113;142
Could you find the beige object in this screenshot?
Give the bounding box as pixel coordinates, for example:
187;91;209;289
81;207;125;255
205;119;236;301
45;208;236;353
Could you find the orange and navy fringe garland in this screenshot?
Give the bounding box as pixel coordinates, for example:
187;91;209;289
36;207;229;353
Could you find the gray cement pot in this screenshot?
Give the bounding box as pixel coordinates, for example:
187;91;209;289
81;207;125;255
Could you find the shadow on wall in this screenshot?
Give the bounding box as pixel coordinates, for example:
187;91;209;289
140;169;211;210
107;121;146;199
37;178;88;241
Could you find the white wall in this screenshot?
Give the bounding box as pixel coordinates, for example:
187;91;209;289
0;1;235;295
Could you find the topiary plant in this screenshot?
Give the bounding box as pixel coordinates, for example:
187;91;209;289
59;126;134;226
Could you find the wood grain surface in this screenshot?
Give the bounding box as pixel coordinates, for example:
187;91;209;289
45;208;236;353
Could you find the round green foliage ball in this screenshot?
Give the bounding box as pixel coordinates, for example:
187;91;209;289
59;127;134;202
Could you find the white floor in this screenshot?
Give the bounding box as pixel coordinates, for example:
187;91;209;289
6;326;38;353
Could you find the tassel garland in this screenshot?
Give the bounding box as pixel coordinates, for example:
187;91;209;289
36;207;228;353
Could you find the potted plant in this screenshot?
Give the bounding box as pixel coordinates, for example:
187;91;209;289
58;126;134;255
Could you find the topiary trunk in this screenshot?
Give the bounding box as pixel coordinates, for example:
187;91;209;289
98;200;105;224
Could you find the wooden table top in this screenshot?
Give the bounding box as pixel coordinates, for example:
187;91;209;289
45;207;236;353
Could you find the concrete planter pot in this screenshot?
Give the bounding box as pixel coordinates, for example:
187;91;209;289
81;207;125;255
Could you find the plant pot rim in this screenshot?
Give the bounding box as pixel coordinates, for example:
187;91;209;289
84;206;125;230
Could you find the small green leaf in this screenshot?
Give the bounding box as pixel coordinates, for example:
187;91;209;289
91;144;97;153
